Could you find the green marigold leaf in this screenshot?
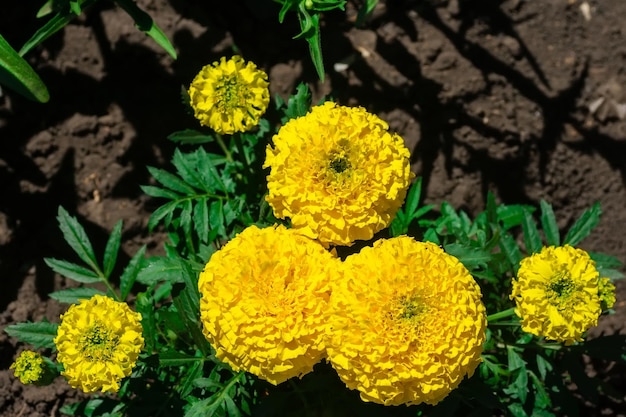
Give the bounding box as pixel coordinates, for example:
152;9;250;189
44;258;100;283
49;287;105;304
4;321;58;349
540;200;560;246
103;220;122;278
56;206;99;273
563;202;601;246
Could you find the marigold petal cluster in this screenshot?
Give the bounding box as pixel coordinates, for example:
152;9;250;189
598;277;616;310
198;224;339;385
188;55;269;134
10;350;48;385
54;294;144;393
326;237;487;406
264;101;414;246
510;245;602;345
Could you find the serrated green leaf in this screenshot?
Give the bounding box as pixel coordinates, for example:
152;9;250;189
508;403;529;417
49;286;105;304
529;370;551;409
521;210;542;254
167;129;214;144
44;258;101;283
115;0;177;59
147;166;197;195
136;256;183;285
56;206;100;272
193;198;209;243
589;252;624;270
159;349;204;367
172;148;208;192
0;35;49;102
536;353;553;380
4;321;58;349
297;8;325;81
120;245;146;300
497;205;533;230
563;202;601;246
103;220;122;278
147;200;178;231
20;0;99;56
141;185;182;200
179;359;204;397
500;232;523;272
136;292;156;353
540;200;560;246
444;243;492;270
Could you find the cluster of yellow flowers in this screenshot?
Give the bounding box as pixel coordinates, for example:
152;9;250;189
511;245;615;345
192;60;486;405
188;56;616;405
199;227;487;405
9;56;617;407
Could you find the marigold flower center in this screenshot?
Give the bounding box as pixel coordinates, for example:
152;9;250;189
546;267;578;308
329;156;350;174
80;321;119;362
215;75;245;111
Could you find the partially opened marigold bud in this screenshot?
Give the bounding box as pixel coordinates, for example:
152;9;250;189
198;224;339;385
188;55;270;134
10;350;57;386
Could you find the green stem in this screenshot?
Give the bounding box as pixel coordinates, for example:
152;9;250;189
487;307;517;323
234;133;252;173
215;133;233;162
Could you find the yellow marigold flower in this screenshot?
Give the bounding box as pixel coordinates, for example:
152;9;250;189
188;55;270;134
198;224;338;385
598;277;616;310
54;294;144;393
10;350;54;385
326;237;487;406
510;245;602;345
264;101;414;247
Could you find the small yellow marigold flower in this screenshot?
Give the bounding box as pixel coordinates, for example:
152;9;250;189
54;294;144;393
264;101;414;247
510;245;602;345
188;55;270;134
198;224;338;385
598;277;616;311
10;350;53;385
326;237;487;406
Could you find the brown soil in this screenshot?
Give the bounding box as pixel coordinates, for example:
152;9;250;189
1;0;625;415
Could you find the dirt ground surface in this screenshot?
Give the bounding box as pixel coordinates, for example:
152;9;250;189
1;0;625;416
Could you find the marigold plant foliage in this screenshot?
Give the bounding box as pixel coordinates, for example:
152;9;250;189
510;245;609;345
10;350;48;385
54;294;144;393
198;224;339;385
264;101;414;246
188;55;270;134
326;237;487;406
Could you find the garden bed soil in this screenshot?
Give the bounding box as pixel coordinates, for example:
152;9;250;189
1;0;625;415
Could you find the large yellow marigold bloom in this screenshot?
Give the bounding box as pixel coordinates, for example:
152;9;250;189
188;55;270;134
198;224;338;385
510;245;602;345
326;237;487;406
264;102;414;246
54;295;144;393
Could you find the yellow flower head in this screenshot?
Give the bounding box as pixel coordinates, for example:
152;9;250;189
510;245;602;345
326;237;487;406
264;102;414;247
198;224;338;385
598;277;616;311
54;294;144;393
188;55;270;134
10;350;50;385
